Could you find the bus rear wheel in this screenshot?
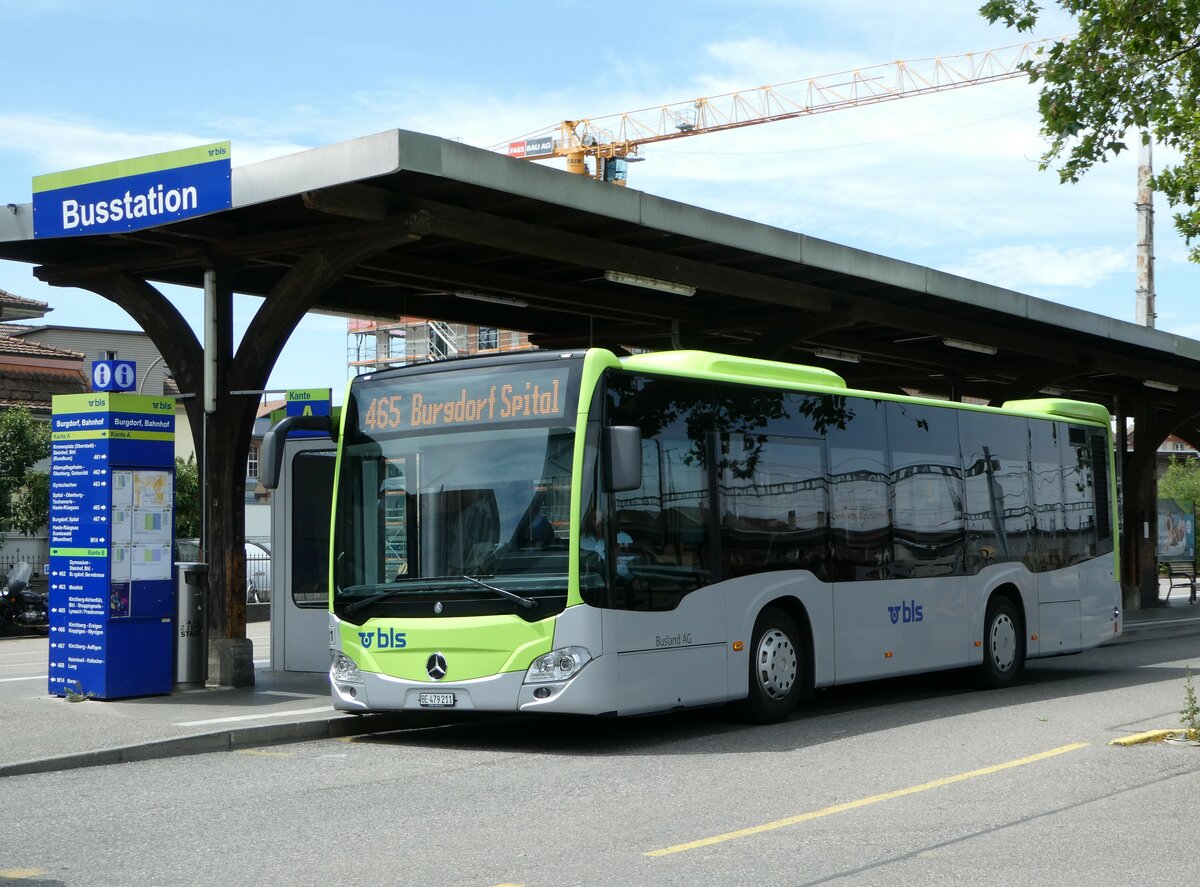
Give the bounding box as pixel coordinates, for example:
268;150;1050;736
744;606;803;724
977;596;1025;689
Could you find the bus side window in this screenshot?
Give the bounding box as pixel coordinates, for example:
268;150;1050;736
828;397;891;581
718;433;828;580
887;402;965;579
960;412;1033;571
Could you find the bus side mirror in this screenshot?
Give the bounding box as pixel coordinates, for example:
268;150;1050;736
261;415;336;489
604;425;642;493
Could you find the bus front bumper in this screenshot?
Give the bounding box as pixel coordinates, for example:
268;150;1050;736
330;655;612;715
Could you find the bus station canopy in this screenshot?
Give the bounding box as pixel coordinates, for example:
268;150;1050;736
1;128;1198;416
0;127;1191;635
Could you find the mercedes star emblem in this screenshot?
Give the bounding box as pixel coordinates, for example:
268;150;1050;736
427;652;448;680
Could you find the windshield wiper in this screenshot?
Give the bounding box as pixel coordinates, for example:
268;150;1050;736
344;586;410;615
343;576;538;614
462;575;537;610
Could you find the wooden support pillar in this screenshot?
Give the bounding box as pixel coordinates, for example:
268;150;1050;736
200;264;250;651
41;228;420;685
1122;400;1161;609
1114;399;1136;608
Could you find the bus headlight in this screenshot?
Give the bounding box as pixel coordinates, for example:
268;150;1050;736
332;652;361;682
524;646;592;683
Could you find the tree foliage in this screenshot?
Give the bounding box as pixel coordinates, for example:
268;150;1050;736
1158;453;1200;503
0;408;52;547
174;455;200;539
8;471;49;537
981;1;1200;259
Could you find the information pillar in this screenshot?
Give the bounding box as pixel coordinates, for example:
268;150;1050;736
48;393;176;699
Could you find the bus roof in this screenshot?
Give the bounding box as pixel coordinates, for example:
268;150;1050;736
616;349;1111;427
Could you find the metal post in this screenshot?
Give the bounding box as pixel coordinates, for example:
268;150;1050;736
1136;139;1155;328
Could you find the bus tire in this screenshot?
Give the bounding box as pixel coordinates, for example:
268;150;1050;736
744;606;803;724
977;596;1025;689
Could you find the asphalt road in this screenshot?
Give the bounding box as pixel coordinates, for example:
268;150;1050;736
2;632;1200;886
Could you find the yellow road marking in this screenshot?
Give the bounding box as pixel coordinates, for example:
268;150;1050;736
645;741;1089;857
1110;729;1189;746
0;870;47;880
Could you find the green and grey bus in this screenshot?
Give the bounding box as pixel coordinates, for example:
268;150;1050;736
263;348;1120;723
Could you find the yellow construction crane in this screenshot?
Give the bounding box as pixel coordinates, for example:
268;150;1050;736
493;38;1056;185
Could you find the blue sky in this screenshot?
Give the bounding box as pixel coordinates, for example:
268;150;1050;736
0;1;1186;404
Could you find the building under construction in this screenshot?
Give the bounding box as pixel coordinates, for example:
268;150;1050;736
347;317;534;373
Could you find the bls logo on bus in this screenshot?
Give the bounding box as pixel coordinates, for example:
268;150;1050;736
358;627;407;649
888;601;923;624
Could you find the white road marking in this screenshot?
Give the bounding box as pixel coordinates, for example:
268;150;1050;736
173;705;333;727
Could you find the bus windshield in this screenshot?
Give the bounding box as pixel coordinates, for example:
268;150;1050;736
333;359;580;621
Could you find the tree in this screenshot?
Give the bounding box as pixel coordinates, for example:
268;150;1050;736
1158;453;1200;503
174;455;200;539
8;471;49;538
981;1;1200;259
0;408;51;549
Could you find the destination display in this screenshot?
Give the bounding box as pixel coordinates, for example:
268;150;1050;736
355;365;573;434
48;393;176;700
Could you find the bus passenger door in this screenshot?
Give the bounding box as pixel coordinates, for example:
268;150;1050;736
1031;420;1080;654
604;426;727;715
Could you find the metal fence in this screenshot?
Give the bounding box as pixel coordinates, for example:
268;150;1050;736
1;554;46;587
2;551;272;601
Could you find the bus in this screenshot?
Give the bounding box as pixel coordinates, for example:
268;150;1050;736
262;348;1121;723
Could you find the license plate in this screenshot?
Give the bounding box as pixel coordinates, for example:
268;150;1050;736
418;692;455;708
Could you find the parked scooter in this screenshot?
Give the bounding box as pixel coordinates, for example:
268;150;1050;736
1;562;49;633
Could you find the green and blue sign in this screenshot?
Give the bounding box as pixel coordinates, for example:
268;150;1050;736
48;393;176;699
32;142;231;239
285;388;332;438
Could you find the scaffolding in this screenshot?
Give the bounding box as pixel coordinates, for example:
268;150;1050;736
346;317;535;374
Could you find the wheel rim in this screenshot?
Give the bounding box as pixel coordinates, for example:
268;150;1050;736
755;628;797;700
988;612;1017;673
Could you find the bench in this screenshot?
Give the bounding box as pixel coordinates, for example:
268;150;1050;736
1164;562;1198;603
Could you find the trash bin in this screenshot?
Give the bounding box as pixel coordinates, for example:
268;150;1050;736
175;562;209;688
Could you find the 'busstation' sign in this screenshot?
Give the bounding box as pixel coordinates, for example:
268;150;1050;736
32;142;231;239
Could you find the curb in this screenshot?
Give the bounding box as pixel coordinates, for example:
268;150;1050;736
0;711;413;780
1111;615;1200;644
1109;729;1195;746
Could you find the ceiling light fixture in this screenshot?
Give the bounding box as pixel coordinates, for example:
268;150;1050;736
942;337;997;355
604;269;696;297
455;291;529;308
812;347;861;364
1143;379;1179;392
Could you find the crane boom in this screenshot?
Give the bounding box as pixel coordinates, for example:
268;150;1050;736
494;38;1057;183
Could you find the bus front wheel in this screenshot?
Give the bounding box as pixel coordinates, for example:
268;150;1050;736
744;606;803;724
978;596;1025;689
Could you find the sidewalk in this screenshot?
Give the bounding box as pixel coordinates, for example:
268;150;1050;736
2;588;1198;780
1118;576;1200;641
0;661;423;779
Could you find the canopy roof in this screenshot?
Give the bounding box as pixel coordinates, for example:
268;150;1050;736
0;127;1195;418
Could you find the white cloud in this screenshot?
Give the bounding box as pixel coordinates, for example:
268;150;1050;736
0;113;310;183
942;245;1129;291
